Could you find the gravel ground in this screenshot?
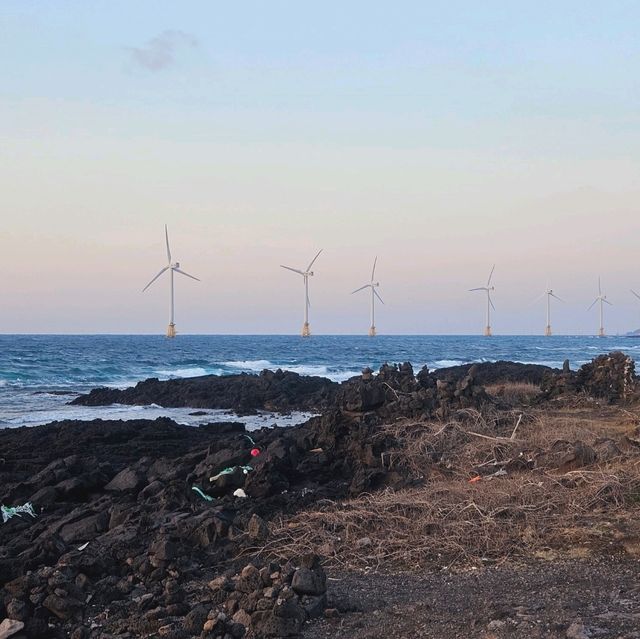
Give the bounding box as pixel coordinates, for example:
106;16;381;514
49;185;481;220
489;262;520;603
303;557;640;638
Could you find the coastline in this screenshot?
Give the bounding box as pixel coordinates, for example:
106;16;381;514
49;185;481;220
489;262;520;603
1;353;640;637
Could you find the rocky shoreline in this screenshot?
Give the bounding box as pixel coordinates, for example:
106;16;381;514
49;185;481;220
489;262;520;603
1;353;640;638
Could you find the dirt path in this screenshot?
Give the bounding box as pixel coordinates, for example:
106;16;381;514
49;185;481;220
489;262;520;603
304;558;640;638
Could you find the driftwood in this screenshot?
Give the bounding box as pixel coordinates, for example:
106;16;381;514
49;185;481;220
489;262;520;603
467;414;523;443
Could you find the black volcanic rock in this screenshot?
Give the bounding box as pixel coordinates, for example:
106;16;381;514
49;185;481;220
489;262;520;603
575;351;638;402
430;360;557;386
70;369;338;413
541;351;639;403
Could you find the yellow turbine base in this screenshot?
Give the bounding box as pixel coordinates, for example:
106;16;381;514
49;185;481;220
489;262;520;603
484;326;492;337
598;327;605;337
301;322;311;337
368;326;377;337
167;323;177;338
545;325;552;336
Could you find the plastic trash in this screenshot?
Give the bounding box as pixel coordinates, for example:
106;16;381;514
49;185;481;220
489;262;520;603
243;434;256;446
191;486;214;502
233;488;247;498
209;465;254;482
250;448;261;457
77;542;90;551
1;502;37;524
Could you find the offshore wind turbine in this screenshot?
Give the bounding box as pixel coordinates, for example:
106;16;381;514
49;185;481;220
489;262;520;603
142;225;200;338
351;257;384;336
470;265;496;336
539;287;564;336
587;277;612;337
280;249;323;337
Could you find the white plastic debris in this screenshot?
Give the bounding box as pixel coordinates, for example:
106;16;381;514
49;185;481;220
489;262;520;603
1;502;37;524
233;488;247;498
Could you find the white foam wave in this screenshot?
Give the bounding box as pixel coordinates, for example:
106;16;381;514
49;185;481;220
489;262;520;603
431;359;465;369
154;367;214;378
0;403;316;431
223;360;357;382
224;360;274;371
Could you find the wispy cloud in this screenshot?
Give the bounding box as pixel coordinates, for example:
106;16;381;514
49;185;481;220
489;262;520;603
127;30;198;72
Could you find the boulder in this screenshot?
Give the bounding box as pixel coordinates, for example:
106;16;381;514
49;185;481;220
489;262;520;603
105;467;143;492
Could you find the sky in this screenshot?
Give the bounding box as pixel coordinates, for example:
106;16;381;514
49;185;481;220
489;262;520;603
1;0;640;335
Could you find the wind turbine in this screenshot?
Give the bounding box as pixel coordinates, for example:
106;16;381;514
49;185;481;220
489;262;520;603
470;265;496;336
537;287;564;336
280;249;323;337
142;225;200;338
587;277;612;337
352;257;384;337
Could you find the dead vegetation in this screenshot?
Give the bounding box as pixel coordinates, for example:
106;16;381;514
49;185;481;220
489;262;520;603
257;404;640;571
485;381;543;407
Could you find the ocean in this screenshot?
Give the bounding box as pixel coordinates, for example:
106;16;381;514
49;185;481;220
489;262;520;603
1;334;639;429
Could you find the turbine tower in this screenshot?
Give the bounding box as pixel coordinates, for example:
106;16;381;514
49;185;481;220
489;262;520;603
280;249;323;337
587;277;612;337
351;257;384;336
542;288;564;336
142;225;200;338
470;265;496;336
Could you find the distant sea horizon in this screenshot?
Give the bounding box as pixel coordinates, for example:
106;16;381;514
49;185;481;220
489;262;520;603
2;334;639;429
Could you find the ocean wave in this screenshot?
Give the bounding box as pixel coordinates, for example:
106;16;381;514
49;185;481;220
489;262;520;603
0;403;316;431
154;367;218;378
224;360;274;371
223;360;357;382
430;359;465;369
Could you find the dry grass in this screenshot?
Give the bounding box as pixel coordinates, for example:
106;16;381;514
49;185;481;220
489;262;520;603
255;405;640;571
485;381;543;406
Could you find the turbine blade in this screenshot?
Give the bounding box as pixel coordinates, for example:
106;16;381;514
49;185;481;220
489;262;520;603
280;265;304;275
371;256;378;282
165;225;172;263
587;299;598;311
142;266;169;292
550;293;564;302
306;249;323;272
488;294;496;311
351;284;370;294
374;289;385;305
174;267;200;282
469;287;486;292
603;298;613;306
631;289;640;301
598;276;602;296
487;264;495;286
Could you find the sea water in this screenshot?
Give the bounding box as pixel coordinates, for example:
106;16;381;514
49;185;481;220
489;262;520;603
1;334;639;428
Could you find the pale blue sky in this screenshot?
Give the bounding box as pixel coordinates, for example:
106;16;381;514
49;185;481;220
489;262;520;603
1;1;639;334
